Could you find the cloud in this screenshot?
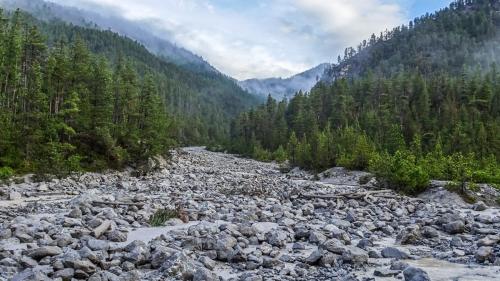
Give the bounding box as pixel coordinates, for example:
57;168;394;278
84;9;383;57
51;0;408;80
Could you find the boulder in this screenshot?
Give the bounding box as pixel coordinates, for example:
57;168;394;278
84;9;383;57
342;246;368;265
27;246;62;260
381;247;410;259
9;191;22;201
473;201;488;211
443;221;465;234
475;246;493;263
305;249;323;265
403;266;430;281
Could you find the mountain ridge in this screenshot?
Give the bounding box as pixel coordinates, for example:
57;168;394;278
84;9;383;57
0;0;219;74
238;63;329;100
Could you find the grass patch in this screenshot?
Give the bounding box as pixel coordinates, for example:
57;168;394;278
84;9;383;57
149;208;180;227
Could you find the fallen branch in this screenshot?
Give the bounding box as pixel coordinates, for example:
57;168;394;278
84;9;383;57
300;189;393;200
26;192;73;197
92;201;144;207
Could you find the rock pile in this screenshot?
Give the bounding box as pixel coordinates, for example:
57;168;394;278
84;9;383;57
0;147;499;280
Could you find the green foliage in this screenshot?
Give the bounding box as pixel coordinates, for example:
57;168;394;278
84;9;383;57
370;150;430;195
272;146;288;163
337;129;376;171
149;208;180;227
252;143;272;162
0;167;14;180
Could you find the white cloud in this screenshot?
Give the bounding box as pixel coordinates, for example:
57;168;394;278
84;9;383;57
51;0;408;80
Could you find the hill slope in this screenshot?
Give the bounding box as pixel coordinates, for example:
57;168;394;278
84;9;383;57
323;0;500;81
0;8;257;176
0;0;218;73
229;0;500;189
239;64;328;100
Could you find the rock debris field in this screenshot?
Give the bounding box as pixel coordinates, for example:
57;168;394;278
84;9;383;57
0;147;499;281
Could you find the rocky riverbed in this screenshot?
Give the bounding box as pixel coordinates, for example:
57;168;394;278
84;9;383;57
0;147;499;281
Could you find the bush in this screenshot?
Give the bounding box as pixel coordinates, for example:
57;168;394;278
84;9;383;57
0;166;14;180
252;143;272;162
149;208;180;227
272;146;288;163
370;150;430;195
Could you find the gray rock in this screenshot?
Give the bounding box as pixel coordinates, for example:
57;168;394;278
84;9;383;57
475;246;493;263
266;230;288;247
87;238;109;251
72;259;97;273
381;247;410;259
27;246;62;260
443;221;465;234
107;230;127;242
193;267;217;281
309;231;327;244
473;201;488;211
0;228;12;239
15;231;33;243
305;249;323;265
199;256;216;270
11;267;51;281
54;268;74;281
374;268;400;277
477;235;499;247
390;260;409;271
422;226;439;238
403;266;430;281
19;256;38;267
9;191;22;201
342;246;368;265
68;208;82;218
322;238;345;254
215;235;238;261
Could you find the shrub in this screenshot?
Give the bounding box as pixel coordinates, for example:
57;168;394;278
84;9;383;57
0;166;14;180
252;143;272;162
149;208;180;227
272;146;288;163
370;150;430;195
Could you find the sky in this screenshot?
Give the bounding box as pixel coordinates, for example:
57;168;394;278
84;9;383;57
52;0;453;80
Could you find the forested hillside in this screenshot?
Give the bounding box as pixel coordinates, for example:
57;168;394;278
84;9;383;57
229;0;500;194
324;0;500;80
0;0;219;74
0;9;256;178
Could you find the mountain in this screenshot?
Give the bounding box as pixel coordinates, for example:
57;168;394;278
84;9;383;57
0;0;217;73
228;0;500;189
239;63;328;100
322;0;500;82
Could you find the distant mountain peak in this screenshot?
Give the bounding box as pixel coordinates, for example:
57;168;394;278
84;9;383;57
239;63;329;100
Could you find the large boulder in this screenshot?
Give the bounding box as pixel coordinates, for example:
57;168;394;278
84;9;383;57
381;247;410;260
403;266;430;281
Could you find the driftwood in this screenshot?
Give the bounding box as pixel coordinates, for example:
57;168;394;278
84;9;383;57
300;189;394;200
26;192;73;197
92;201;145;207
